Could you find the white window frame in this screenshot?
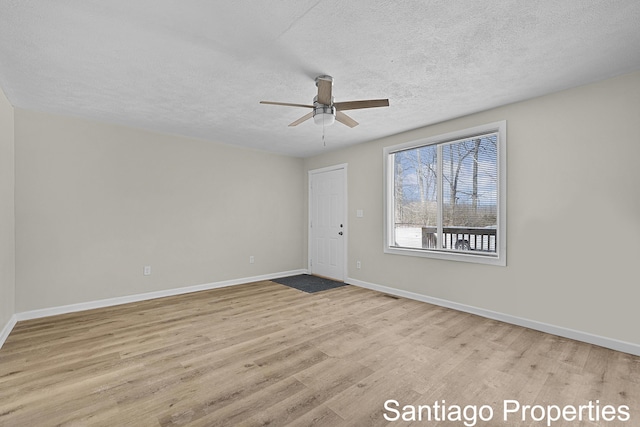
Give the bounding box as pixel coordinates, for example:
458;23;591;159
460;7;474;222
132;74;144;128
383;121;507;266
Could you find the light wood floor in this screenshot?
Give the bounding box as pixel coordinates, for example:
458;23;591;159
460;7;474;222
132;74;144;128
1;281;638;426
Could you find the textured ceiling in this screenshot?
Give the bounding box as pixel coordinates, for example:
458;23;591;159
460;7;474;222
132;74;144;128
1;1;639;157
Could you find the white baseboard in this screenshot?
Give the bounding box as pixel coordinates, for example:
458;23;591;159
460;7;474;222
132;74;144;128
15;269;307;322
346;277;640;357
0;314;17;349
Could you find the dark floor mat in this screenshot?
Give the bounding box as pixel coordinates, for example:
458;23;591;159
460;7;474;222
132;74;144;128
272;274;348;293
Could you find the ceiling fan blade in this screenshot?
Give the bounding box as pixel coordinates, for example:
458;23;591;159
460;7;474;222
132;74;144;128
334;99;389;111
316;77;333;105
260;101;313;108
335;111;359;128
289;111;314;127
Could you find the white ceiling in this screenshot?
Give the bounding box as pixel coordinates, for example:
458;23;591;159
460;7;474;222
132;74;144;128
1;1;639;157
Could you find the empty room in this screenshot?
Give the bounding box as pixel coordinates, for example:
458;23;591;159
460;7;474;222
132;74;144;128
1;1;639;426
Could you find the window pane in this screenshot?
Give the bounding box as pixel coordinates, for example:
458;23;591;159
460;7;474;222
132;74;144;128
393;145;437;249
442;135;497;252
385;121;505;265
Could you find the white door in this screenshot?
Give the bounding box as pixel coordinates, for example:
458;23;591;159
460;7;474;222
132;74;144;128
309;166;346;281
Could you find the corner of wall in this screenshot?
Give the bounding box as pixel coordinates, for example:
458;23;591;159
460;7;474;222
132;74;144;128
0;84;16;349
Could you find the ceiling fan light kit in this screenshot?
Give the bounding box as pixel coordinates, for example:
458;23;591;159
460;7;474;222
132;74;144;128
260;75;389;129
312;95;336;125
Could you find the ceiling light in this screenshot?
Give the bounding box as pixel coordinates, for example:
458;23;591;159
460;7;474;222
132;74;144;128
313;105;335;125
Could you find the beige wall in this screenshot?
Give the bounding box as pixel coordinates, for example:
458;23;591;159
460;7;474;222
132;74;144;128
305;71;640;346
14;110;305;311
0;86;15;329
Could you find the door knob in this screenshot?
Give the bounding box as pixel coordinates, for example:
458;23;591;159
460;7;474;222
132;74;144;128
338;231;343;235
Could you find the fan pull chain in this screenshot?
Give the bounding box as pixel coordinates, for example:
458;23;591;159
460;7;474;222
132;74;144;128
322;115;326;146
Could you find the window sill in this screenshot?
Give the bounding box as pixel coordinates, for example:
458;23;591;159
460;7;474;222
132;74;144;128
384;245;506;266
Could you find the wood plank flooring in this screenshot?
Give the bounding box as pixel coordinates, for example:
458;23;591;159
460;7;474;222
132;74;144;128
1;281;638;426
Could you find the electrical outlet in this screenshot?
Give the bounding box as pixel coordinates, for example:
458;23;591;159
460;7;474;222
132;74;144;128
356;261;361;269
143;265;151;276
249;256;255;264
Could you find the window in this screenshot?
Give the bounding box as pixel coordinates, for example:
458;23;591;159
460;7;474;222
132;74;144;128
384;121;506;266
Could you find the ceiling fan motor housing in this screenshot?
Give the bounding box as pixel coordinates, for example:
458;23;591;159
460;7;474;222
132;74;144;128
313;95;335;125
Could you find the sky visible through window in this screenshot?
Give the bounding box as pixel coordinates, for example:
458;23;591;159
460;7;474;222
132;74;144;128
393;134;497;229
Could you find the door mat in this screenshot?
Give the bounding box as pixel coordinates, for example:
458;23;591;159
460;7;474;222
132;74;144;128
272;274;348;294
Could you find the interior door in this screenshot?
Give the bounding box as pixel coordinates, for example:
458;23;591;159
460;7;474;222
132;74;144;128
309;166;346;281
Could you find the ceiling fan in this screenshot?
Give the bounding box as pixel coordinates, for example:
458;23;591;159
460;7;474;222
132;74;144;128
260;75;389;128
